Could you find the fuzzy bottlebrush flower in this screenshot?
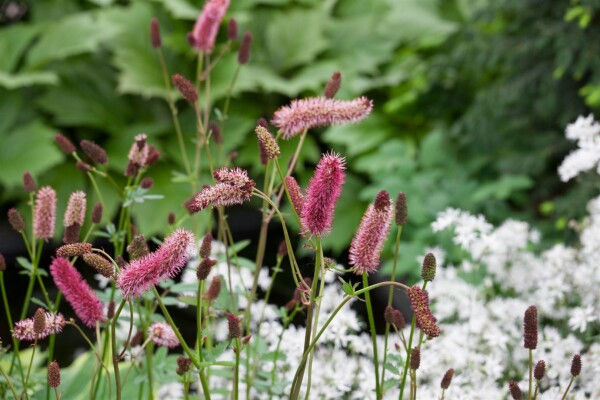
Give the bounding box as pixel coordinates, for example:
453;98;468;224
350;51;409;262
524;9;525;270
271;96;373;139
285;176;304;215
349;191;393;274
148;322;180;348
48;361;61;388
34;186;57;240
57;242;92;258
12;312;66;341
117;229;196;298
300;153;345;237
523;305;538;350
191;168;255;212
255;125;280;161
8;208;25;232
50;257;104;328
407;285;441;338
188;0;230;52
64;191;86;227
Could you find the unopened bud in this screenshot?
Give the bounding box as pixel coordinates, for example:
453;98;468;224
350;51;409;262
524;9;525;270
23;172;36;193
172;74;198;103
324;71;341;99
57;242;93;258
127;234;150;260
83;253;114;279
242;335;251;344
48;360;61;388
226;313;242;339
196;258;217;281
91;203;103;224
534;360;545;381
150;17;161;48
80;140;108;165
508;381;522;400
237;32;252;64
571;354;582;377
200;232;213;259
33;308;47;337
107;300;116;319
421;253;436;282
76;160;93;173
62;223;81;244
55;133;76;155
140;177;154;189
395;192;408;225
227;18;238;41
410;347;420;370
168;212;176;225
8;208;25;232
440;368;454;389
209;121;223;144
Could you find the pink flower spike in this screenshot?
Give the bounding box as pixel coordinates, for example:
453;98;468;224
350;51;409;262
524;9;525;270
300;152;345;237
285;176;304;216
64;191;87;227
117;229;196;298
271;96;373;139
349;190;393;275
191;168;255;212
188;0;230;52
12;312;66;341
49;258;104;328
148;322;180;348
34;186;57;240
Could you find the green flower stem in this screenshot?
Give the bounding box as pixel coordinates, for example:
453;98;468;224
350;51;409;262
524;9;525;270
381;227;403;393
269;306;300;400
20;240;44;320
156;47;192;177
528;349;533;400
86;171;105;211
561;376;575;400
290;281;411;399
0;362;19;399
221;64;241;123
145;341;155;400
0;272;25;383
197;280;205;361
363;273;381;399
22;339;37;399
234;337;241;400
111;299;127;400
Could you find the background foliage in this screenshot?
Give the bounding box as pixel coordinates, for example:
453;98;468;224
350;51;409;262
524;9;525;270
1;0;599;278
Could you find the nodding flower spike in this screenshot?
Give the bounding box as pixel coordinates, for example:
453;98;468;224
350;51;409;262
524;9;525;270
34;186;57;240
271;96;373;139
192;168;254;212
349;190;393;275
12;312;65;341
300;153;345;237
407;285;441;338
57;242;92;258
188;0;230;52
172;74;198;103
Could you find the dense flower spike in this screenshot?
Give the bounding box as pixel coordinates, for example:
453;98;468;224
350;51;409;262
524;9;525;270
127;234;150;260
91;203;103;224
237;32;252;64
80;140;108;164
349;190;393;274
33;308;46;337
150;17;161;48
126;134;149;176
534;360;545;381
49;257;104;327
118;229;196;297
421;252;437;282
192;168;254;212
107;300;115;319
205;275;221;301
172;74;198;103
64;191;86;227
508;381;522;400
176;357;192;376
34;186;57;240
395;192;408;225
255;125;280;161
83;253;114;279
8;208;25;232
62;224;81;244
55;133;76;154
324;71;341;99
283;176;304;216
57;242;92;258
523;305;538;350
23;172;36;193
197;258;217;281
271;96;373;139
188;0;230;52
48;360;61;388
12;312;65;341
226;313;242;339
227;18;238;41
148;322;180;348
384;306;405;330
407;285;441;338
571;354;582;376
410;347;420;370
300;153;345;237
200;233;213;259
440;368;454;389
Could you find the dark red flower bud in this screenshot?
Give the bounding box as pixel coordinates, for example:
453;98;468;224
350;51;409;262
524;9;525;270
571;354;582;377
48;360;61;388
76;161;93;173
226;313;242;339
277;240;288;258
23;172;36;193
168;212;176;225
150;17;161;48
440;368;454;389
534;360;545;381
62;223;81;244
55;133;76;154
176;356;192;376
33;308;47;337
80;140;108;165
172;74;198;103
209;121;223;145
523;305;538;350
127;234;149;260
91;203;103;224
410;347;420;370
140;177;154;189
204;276;221;301
395;192;408;226
107;300;116;319
508;381;522;400
146;145;160;166
421;253;436;282
227;18;238;41
8;208;25;232
200;232;212;259
83;253;114;279
196;258;217;281
237;32;252;65
324;71;341;99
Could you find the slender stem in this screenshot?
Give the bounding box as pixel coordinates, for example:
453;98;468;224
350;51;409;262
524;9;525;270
533;383;539;400
233;337;241;400
22;339;37;399
561;376;575;400
20;241;44;320
87;172;105;210
0;363;19;400
363;273;381;399
381;227;403;393
111;300;127;400
197;280;205;360
53;387;60;400
528;349;533;400
1;273;25;382
441;388;446;400
145;342;155;400
221;64;240;122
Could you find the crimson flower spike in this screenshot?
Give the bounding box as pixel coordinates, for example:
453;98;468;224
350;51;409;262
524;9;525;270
271;96;373;139
117;229;196;297
349;191;393;275
188;0;230;52
301;152;345;237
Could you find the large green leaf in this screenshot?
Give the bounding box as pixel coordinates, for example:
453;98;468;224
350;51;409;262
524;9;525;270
0;24;43;72
0;71;58;89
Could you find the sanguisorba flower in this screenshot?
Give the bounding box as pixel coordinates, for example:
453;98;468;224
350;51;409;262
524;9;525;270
349;190;393;275
301;152;345;237
50;257;104;328
188;0;230;52
12;312;65;341
34;186;57;240
64;191;86;228
407;285;441;338
148;322;180;348
271;96;373;139
191;167;255;212
117;229;196;297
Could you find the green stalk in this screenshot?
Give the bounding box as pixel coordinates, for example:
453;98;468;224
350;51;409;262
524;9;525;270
22;339;37;399
145;342;155;400
560;376;575;400
528;349;533;400
269;306;300;400
381;227;403;395
0;363;19;399
234;337;241;400
1;272;25;383
363;273;381;399
111;300;127;400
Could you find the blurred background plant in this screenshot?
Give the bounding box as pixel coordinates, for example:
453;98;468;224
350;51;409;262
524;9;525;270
1;0;599;280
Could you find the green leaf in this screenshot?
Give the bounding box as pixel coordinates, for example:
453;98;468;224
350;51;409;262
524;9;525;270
0;24;43;72
0;121;63;188
26;11;120;66
0;71;59;89
153;0;200;20
472;175;533;202
323;113;391;156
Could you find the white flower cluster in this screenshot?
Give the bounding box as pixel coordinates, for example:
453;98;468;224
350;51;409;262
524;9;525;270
558;114;600;181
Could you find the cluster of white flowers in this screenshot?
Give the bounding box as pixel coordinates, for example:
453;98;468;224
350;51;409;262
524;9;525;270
558;114;600;181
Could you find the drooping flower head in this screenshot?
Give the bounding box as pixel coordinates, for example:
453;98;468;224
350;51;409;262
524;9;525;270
188;0;230;52
117;229;196;297
64;191;86;227
34;186;57;240
56;242;93;258
191;168;255;212
271;96;373;139
349;191;393;275
148;322;180;348
284;176;304;216
12;311;66;341
300;152;345;237
50;257;104;328
407;285;441;338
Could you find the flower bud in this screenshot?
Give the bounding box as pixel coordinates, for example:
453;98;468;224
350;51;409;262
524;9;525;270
91;203;103;224
168;212;176;225
76;160;93;173
200;232;213;259
324;71;341;99
226;313;242;339
127;234;150;261
523;305;538;350
508;381;522;400
410;347;420;370
150;17;161;48
48;360;61;388
209;121;223;144
83;253;114;279
80;140;108;165
205;275;221;301
197;258;217;281
571;354;582;376
107;300;116;319
140;177;154;189
23;172;36;193
33;307;47;337
172;74;198;103
440;368;454;389
55;133;75;155
0;253;5;272
8;208;25;232
395;192;408;225
421;252;436;282
237;32;252;65
534;360;545;381
57;242;93;258
227;18;238;41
